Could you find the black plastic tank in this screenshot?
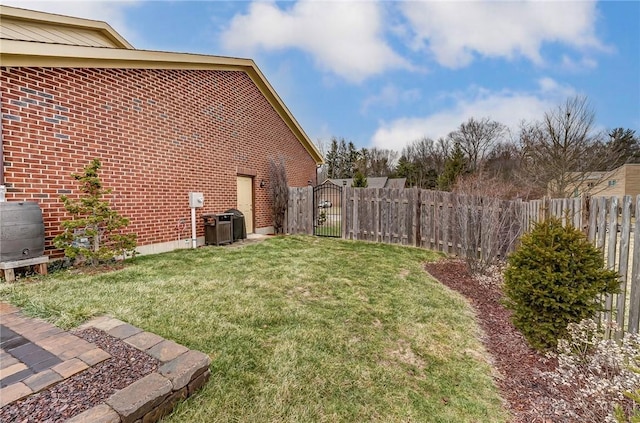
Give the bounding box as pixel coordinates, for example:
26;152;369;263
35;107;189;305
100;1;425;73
0;202;45;262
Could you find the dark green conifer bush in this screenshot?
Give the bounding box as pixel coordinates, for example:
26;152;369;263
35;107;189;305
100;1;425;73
351;170;368;188
503;217;619;350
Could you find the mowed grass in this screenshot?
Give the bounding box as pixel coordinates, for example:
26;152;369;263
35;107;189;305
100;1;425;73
0;236;507;423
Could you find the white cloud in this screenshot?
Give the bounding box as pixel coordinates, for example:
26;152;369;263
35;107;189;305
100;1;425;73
537;77;576;98
400;1;605;68
561;55;599;72
361;84;421;114
370;78;575;151
0;0;140;45
220;0;411;83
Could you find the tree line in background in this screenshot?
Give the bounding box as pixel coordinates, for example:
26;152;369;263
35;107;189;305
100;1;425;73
316;96;639;199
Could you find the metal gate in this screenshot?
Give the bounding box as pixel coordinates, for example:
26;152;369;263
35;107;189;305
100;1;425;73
313;184;342;237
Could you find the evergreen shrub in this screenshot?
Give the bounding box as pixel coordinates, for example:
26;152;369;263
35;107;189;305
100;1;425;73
503;217;619;350
53;159;137;265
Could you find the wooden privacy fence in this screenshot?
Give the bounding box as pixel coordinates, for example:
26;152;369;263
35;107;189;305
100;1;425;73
285;186;314;235
528;195;640;335
285;187;640;334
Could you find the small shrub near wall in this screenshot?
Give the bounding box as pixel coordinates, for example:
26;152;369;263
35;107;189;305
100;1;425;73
53;159;137;266
503;217;619;351
268;157;289;234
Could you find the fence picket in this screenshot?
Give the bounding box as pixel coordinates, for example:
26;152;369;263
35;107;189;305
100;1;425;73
423;190;434;250
441;192;450;253
413;188;420;247
436;192;442;251
601;197;618;336
616;196;632;336
574;197;582;229
597;197;607;254
428;190;436;250
588;196;597;243
630;196;640;333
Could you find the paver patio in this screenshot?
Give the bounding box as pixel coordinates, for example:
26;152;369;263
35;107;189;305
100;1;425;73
0;302;108;407
0;302;211;422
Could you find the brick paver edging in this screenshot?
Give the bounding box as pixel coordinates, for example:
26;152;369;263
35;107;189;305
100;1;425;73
66;316;211;423
1;303;111;406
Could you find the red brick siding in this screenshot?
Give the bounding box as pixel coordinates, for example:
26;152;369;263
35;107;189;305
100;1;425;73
1;67;317;256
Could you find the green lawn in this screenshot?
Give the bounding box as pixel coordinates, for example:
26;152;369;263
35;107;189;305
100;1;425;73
313;224;342;237
0;236;507;423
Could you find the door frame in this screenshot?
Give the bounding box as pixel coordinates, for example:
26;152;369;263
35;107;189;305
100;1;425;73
236;175;255;234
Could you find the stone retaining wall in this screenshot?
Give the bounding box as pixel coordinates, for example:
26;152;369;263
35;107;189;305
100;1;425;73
66;316;211;423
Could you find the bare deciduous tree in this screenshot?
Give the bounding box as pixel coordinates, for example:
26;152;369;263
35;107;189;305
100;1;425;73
359;147;398;177
452;171;523;274
519;96;621;198
482;141;544;200
396;137;451;188
268;157;289;234
314;138;328;183
448;117;506;172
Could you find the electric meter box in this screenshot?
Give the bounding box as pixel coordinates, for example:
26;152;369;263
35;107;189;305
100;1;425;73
189;192;204;208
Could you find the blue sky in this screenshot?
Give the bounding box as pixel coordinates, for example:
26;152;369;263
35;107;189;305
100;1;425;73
5;0;640;152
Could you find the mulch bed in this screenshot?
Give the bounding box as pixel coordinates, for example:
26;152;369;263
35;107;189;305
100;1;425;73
424;259;559;423
0;328;158;423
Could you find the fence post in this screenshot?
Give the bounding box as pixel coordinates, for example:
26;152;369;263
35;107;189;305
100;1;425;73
306;185;313;235
285;187;291;234
413;187;420;247
341;184;347;239
542;196;550;221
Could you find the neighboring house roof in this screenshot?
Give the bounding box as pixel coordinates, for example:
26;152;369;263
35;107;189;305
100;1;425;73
325;177;406;188
385;178;406;189
0;5;323;165
327;177;388;188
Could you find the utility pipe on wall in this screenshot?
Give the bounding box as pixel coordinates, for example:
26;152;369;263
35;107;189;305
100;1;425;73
191;207;197;249
188;192;204;249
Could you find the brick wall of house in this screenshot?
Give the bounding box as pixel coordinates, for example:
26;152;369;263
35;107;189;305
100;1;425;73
0;67;318;256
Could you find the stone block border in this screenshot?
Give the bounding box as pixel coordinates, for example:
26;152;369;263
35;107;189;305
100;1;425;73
66;316;211;423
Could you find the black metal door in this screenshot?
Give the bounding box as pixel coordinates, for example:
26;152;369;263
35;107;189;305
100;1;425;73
313;184;342;237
